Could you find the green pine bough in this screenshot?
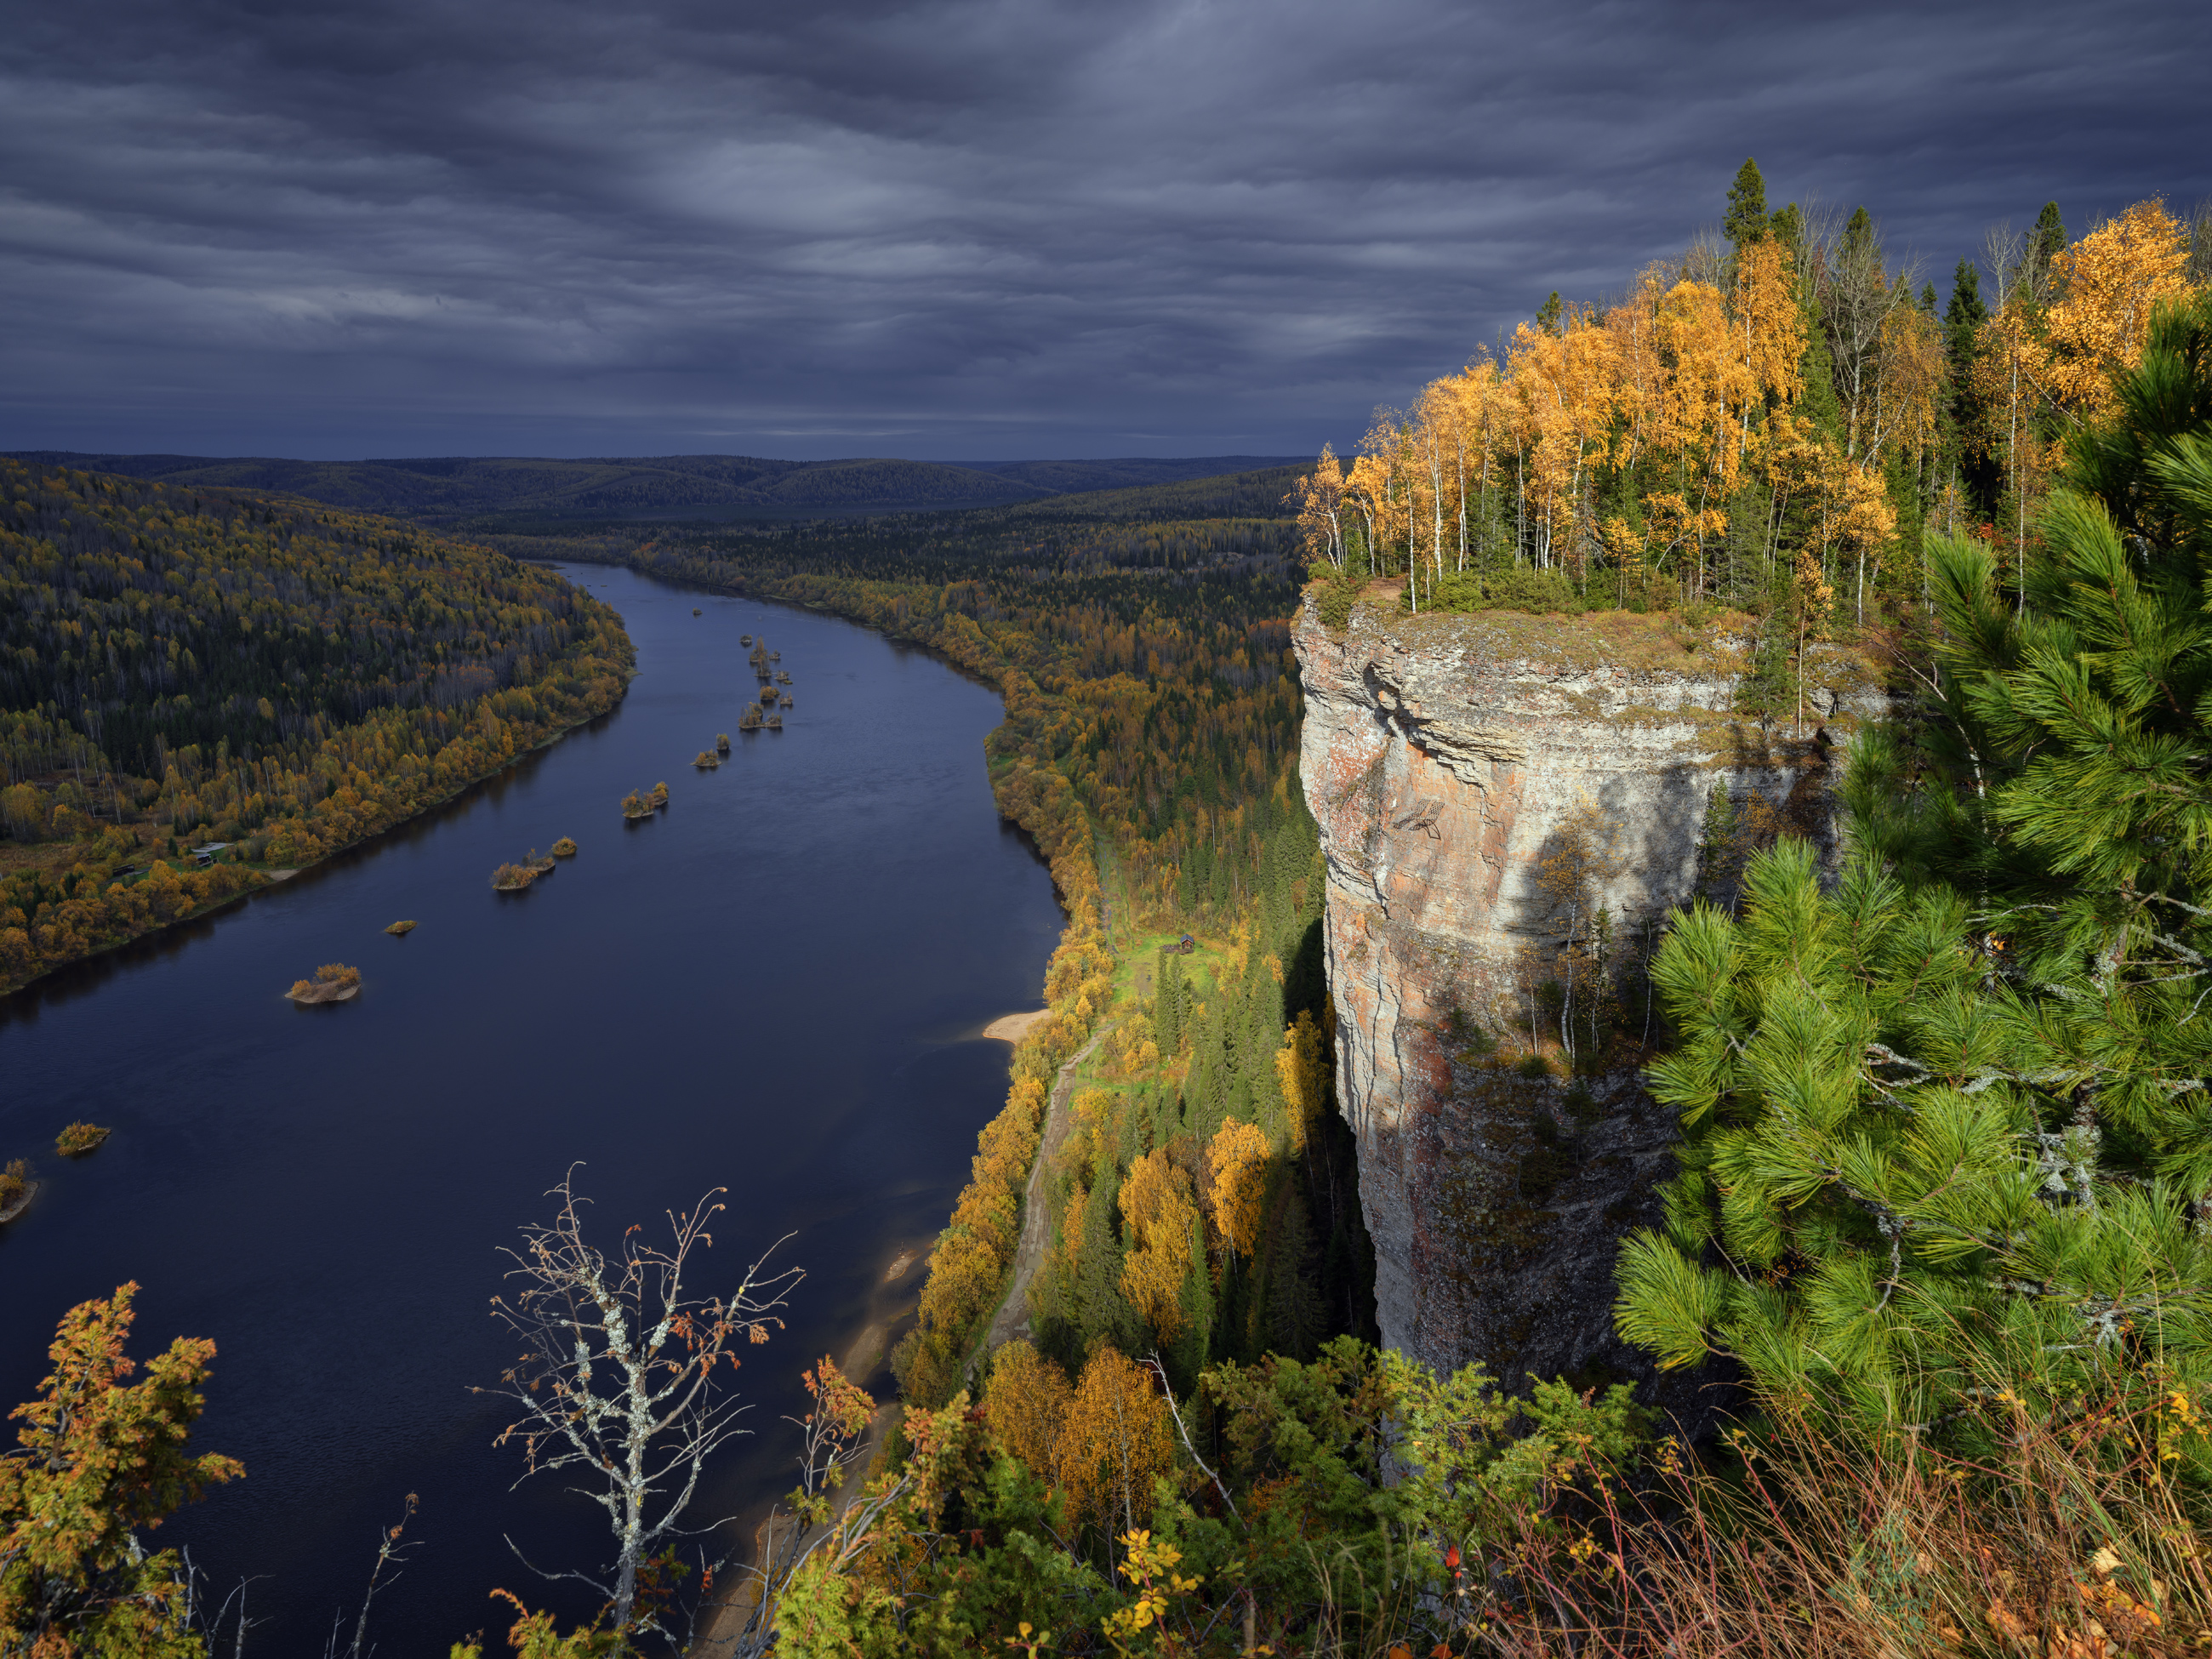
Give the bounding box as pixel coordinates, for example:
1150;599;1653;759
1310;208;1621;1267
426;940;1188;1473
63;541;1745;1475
1616;289;2212;1442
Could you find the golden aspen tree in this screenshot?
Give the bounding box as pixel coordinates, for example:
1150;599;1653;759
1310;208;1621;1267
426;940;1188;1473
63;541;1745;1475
1642;280;1743;594
1861;302;1942;476
1838;458;1899;625
2033;198;2193;418
1345;424;1407;588
1965;202;2189;601
1731;238;1806;424
1272;1010;1327;1153
981;1340;1074;1488
1506;309;1619;576
1039;1182;1089;1325
1288;445;1348;572
1117;1149;1198;1339
1445;357;1508;567
1604;271;1668;476
1411;377;1465;598
1056;1348;1176;1536
1972;221;2055;603
1205;1119;1270;1258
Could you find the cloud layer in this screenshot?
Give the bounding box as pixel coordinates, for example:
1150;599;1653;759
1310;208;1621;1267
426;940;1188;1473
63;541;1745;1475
3;0;2206;459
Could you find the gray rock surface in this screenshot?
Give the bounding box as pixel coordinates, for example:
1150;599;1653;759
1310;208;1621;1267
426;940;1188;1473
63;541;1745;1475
1295;590;1891;1419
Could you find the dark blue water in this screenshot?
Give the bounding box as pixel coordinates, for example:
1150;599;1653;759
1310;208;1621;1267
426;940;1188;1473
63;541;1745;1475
0;566;1063;1650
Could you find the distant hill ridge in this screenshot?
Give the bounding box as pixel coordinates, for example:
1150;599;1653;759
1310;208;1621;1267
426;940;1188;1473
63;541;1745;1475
3;450;1307;524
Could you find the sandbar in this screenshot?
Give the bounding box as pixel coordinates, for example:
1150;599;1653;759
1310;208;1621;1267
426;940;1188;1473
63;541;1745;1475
982;1009;1048;1043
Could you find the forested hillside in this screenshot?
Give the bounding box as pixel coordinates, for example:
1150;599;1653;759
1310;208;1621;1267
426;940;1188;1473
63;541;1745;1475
0;459;631;994
0;451;1308;528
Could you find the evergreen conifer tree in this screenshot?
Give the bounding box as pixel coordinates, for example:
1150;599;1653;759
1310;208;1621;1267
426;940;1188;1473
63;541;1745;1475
1154;952;1183;1057
2029;200;2068;288
1266;1192;1325;1361
1075;1164;1131;1352
1616;289;2212;1434
1955;256;1991;338
1945;259;1998;516
1768;202;1804;261
1725;158;1770;254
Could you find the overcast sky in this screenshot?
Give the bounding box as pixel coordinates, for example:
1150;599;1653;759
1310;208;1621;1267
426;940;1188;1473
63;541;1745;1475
3;0;2205;463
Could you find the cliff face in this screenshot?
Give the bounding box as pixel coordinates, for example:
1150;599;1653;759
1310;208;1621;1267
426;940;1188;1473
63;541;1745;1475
1295;592;1890;1404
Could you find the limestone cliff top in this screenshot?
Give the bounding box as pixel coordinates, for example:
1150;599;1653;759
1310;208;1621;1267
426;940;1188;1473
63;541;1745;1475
1299;583;1895;738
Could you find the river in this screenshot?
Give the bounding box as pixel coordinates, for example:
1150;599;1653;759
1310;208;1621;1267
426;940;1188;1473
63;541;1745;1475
0;565;1065;1650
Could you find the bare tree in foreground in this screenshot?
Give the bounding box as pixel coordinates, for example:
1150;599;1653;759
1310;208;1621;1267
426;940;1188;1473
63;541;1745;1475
478;1169;800;1645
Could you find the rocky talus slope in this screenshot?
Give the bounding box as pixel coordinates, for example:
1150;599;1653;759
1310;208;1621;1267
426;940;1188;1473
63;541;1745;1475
1295;590;1892;1411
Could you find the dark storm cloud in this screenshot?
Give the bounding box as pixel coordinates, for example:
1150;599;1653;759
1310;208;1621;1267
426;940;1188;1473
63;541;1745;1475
2;0;2206;459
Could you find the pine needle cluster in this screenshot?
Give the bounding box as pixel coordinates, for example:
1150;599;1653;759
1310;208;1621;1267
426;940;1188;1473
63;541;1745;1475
1617;290;2212;1438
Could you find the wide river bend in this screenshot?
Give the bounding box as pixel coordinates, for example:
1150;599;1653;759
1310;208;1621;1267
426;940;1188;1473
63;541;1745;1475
0;566;1063;1650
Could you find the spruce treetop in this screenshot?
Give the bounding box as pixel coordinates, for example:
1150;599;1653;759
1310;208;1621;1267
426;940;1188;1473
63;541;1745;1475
1725;157;1770;252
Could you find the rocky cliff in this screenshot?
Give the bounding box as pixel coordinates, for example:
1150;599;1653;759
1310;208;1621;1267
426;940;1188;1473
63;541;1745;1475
1295;590;1892;1410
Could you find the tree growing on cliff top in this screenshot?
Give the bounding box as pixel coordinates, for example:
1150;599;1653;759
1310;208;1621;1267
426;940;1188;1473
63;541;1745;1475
1723;157;1769;254
477;1171;800;1646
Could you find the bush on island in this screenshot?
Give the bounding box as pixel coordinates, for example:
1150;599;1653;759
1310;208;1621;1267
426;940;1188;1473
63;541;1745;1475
56;1122;110;1156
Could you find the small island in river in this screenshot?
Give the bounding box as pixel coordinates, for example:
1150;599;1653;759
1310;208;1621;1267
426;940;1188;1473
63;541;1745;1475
0;1160;37;1226
287;963;362;1004
56;1122;111;1156
492;850;556;889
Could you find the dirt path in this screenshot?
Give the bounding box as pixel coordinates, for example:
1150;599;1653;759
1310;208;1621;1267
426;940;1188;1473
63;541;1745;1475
983;1029;1105;1352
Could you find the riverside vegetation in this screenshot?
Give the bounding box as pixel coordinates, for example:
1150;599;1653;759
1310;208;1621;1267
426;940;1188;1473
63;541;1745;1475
9;176;2212;1657
0;459;633;995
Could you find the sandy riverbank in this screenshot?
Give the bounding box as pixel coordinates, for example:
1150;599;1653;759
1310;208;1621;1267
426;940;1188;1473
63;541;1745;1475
688;1240;930;1655
982;1008;1048;1043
